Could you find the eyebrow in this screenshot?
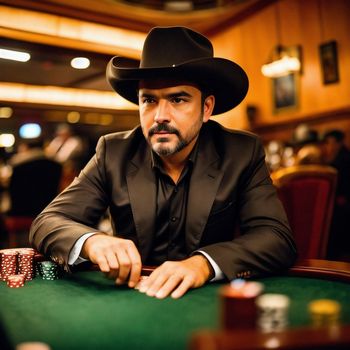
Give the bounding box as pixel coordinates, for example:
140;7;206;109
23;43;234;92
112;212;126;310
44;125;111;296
138;90;193;99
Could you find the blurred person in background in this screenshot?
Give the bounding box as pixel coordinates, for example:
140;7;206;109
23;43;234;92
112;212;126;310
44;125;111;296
292;124;322;165
322;129;350;260
45;124;84;164
45;123;86;189
7;138;62;217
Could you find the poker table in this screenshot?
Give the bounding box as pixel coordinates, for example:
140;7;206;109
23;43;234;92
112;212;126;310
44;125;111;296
0;259;350;350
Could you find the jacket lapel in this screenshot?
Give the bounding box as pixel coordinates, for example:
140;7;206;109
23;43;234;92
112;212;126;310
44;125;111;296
126;143;156;262
186;126;224;252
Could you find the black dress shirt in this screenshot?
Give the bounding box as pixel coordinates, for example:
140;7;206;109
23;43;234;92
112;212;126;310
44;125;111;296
147;145;197;265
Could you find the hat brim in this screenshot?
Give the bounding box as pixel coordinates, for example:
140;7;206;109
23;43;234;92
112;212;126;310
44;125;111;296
107;56;248;115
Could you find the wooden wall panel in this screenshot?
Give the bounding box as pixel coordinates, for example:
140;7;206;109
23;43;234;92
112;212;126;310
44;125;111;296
211;24;248;129
209;0;350;143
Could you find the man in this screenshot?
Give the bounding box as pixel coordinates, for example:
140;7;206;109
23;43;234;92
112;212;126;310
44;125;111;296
30;26;296;299
322;129;350;259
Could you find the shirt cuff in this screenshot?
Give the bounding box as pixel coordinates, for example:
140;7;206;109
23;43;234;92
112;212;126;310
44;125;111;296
68;232;97;265
196;250;225;282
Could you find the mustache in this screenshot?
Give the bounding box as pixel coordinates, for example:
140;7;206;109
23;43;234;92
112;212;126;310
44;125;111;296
148;124;180;137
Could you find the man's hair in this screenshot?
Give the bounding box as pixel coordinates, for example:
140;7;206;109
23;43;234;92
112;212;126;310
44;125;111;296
322;129;345;143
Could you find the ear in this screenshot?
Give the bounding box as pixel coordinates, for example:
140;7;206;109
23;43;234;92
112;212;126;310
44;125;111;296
203;95;215;123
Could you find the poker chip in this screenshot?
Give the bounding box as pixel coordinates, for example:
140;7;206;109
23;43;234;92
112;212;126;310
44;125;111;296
0;248;59;288
34;252;46;277
308;299;341;326
229;279;264;298
0;249;18;281
220;280;264;330
7;274;25;288
18;249;35;281
38;261;59;280
255;293;290;332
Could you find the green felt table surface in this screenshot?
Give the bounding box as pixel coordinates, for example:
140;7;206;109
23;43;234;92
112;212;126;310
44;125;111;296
0;271;349;350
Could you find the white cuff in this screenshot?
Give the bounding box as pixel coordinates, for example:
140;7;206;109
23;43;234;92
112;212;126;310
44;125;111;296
68;232;97;265
196;250;225;282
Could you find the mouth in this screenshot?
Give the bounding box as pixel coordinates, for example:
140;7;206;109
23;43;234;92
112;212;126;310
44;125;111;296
154;131;173;135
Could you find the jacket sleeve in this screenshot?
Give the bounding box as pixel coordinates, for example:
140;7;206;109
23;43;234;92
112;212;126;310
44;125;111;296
199;137;297;281
29;136;110;269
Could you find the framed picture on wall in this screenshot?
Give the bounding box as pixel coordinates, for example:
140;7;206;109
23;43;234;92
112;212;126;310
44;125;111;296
272;73;299;113
319;40;339;84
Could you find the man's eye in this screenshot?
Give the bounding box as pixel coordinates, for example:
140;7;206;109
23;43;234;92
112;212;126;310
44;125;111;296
171;97;185;104
142;97;155;104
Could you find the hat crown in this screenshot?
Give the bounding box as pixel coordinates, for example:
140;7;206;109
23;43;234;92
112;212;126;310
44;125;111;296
140;27;213;68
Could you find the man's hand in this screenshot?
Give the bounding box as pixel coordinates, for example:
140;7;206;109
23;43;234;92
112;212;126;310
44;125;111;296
137;254;214;299
82;234;142;288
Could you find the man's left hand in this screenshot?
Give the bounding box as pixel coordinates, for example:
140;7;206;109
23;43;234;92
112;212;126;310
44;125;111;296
137;255;214;299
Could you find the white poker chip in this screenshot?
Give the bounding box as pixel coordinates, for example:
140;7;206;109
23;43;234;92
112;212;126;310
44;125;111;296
256;293;290;309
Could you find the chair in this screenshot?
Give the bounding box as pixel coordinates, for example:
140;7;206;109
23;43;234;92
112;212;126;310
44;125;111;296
4;158;62;247
271;165;337;260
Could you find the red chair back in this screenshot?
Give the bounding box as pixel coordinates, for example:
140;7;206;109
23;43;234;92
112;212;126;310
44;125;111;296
4;216;33;248
271;165;337;259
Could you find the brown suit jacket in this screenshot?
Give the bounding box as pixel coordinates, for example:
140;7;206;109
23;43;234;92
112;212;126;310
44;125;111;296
30;120;297;280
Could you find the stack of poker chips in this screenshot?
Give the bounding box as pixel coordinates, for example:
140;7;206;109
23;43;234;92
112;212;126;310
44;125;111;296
220;279;264;330
0;248;36;287
0;249;19;282
255;293;291;332
308;299;341;327
7;274;26;288
18;248;35;281
0;248;46;288
37;261;59;280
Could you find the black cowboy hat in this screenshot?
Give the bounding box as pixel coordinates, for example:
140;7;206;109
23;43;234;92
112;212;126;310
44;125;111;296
107;26;249;115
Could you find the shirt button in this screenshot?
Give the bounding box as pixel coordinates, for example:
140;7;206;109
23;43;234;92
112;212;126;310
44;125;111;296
170;217;177;222
174;188;178;193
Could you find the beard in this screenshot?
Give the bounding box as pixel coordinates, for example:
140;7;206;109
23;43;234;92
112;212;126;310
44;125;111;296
147;114;203;157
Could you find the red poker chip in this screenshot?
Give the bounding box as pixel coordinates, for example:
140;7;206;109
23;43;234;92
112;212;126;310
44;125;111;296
1;248;41;286
7;274;25;287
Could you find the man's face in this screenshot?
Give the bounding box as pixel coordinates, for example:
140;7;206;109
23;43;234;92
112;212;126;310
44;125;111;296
138;80;214;157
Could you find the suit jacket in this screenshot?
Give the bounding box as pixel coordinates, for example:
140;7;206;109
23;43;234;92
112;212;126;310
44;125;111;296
30;121;297;280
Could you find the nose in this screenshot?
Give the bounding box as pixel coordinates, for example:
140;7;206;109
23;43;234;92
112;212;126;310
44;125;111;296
154;100;171;123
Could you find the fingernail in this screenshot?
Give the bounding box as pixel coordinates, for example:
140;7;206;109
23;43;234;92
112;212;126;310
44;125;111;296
171;293;180;299
155;291;165;299
139;285;147;293
146;290;156;297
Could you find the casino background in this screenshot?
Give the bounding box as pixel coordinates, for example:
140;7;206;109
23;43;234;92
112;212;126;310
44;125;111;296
0;1;350;349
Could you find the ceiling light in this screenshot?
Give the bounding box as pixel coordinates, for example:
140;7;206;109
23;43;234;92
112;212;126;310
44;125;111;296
0;82;138;110
67;111;80;123
261;4;301;78
164;1;193;11
0;107;13;118
0;134;15;147
71;57;90;69
19;123;42;139
0;48;30;62
261;50;301;78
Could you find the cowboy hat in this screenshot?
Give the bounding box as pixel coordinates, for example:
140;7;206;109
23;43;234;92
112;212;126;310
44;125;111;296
107;26;249;115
